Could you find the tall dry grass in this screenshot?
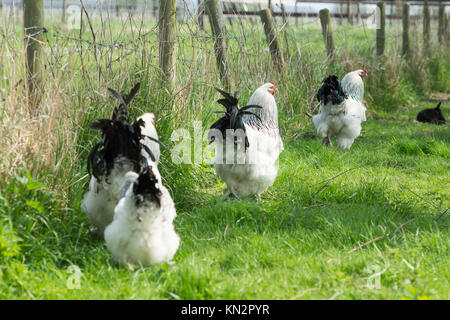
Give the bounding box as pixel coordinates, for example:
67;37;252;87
0;7;448;202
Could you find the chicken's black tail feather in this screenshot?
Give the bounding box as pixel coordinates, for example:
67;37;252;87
109;83;141;123
317;75;348;105
87;117;164;180
209;88;262;149
86;83;171;179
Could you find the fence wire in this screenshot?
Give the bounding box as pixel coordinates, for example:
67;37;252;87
0;2;444;101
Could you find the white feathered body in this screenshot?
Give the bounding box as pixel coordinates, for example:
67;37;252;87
214;83;283;198
104;170;180;267
138;113;161;163
82;158;134;235
313;70;367;149
312;98;366;149
81;113;160;236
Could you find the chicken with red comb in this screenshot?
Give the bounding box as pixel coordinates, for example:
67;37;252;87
209;82;283;198
312;70;367;149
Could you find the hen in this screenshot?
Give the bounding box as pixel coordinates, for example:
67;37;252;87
209;82;283;198
104;165;180;267
312;69;367;149
81;83;165;236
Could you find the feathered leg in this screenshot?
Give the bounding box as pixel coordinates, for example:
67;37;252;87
322;136;333;147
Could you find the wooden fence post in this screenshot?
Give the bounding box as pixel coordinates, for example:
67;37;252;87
205;0;232;90
347;0;353;25
197;0;204;30
438;5;445;44
159;0;177;92
115;1;120;18
423;0;430;53
23;0;44;111
446;12;450;46
402;3;410;57
62;0;67;24
152;0;158;19
319;9;335;61
376;2;385;56
259;8;286;74
281;3;290;60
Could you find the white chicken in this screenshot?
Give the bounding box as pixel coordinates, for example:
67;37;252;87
312;69;367;149
81;83;165;237
104;165;180;267
209;82;283;198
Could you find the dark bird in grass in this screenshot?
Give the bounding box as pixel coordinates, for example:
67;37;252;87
81;83;168;237
416;102;446;125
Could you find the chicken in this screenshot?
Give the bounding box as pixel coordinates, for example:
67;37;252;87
312;70;367;149
416;102;446;125
209;82;283;198
104;165;180;267
81;83;165;237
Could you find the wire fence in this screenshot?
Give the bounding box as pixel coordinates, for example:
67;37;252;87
0;0;446;107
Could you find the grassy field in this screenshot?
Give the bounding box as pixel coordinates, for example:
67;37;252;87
0;10;449;299
0;101;448;299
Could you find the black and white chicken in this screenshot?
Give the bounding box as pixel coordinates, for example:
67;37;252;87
104;165;180;267
209;82;283;198
312;69;367;149
81;83;165;236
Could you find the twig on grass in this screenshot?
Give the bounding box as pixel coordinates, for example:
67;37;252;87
312;166;363;188
191;231;215;241
290;279;322;299
348;235;385;253
298;202;329;211
405;186;439;210
310;166;363;203
348;218;416;253
329;290;343;300
404;186;448;221
435;208;448;221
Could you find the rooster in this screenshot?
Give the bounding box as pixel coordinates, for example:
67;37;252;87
104;165;180;267
312;69;367;149
209;82;283;198
81;83;166;237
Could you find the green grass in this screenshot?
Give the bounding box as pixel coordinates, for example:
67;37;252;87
1;101;448;300
0;10;449;300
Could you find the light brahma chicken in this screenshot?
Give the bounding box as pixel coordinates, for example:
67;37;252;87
105;165;180;267
209;82;283;198
312;69;367;149
81;83;166;237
